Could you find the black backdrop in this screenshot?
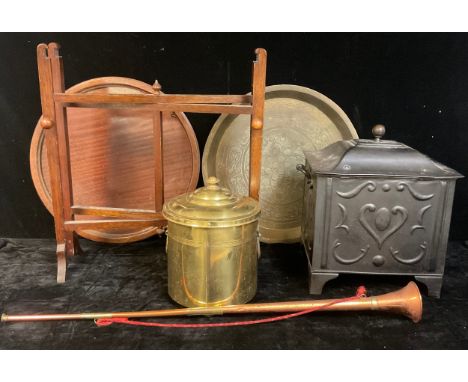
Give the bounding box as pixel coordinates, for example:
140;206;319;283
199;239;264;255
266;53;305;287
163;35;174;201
0;32;467;239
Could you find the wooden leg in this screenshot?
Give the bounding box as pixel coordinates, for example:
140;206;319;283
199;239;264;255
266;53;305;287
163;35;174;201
57;233;82;282
72;233;83;255
65;232;82;256
415;275;443;298
56;243;67;283
309;272;339;295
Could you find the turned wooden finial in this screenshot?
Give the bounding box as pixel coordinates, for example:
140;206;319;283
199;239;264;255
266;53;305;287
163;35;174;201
152;80;162;94
40;117;54;129
251;118;263;130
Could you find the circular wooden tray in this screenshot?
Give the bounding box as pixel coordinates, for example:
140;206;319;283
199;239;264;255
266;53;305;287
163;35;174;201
30;77;200;243
202;84;358;244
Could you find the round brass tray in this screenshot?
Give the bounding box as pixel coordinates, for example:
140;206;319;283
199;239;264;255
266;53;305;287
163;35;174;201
202;84;358;244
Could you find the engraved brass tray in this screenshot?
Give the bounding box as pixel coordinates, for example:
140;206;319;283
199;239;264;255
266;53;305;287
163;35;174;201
202;84;358;243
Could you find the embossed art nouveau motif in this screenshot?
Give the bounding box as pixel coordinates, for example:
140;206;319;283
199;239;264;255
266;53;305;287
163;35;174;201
332;180;434;267
359;204;408;249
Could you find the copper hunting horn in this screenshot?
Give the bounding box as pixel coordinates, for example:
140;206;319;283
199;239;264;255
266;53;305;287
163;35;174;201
1;282;423;324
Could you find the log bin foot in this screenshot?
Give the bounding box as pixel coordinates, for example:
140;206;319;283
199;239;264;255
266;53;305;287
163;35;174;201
308;272;339;295
415;275;443;298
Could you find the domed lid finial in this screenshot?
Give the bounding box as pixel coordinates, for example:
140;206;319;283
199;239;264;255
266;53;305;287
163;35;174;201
207;176;220;185
372;124;386;142
206;176;220;189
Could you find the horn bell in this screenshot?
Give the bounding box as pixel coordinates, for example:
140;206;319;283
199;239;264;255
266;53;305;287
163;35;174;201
373;281;423;323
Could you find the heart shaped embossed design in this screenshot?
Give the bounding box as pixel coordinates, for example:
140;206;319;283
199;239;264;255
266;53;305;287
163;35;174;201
359;204;408;249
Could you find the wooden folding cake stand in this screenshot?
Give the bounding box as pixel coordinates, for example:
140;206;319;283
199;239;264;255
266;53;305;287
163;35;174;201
36;42;267;283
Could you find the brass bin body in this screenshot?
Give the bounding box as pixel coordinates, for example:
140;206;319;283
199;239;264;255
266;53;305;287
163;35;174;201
166;221;258;307
163;177;260;308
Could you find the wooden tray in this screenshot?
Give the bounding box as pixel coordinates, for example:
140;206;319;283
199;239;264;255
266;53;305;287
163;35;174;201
30;77;200;243
202;84;358;244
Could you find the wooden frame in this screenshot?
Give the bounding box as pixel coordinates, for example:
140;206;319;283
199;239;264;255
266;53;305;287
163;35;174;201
36;42;267;283
30;77;200;244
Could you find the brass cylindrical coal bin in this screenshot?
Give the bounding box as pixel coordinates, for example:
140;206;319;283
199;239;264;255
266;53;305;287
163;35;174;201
163;177;261;308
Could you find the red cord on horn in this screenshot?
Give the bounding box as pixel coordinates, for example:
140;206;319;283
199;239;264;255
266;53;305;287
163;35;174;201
95;286;367;329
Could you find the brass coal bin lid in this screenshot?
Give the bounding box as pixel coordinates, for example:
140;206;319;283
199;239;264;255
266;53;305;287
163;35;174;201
304;125;463;180
162;177;261;228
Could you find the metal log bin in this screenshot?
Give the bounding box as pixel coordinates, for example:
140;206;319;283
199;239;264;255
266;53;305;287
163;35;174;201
162;177;261;307
297;125;463;298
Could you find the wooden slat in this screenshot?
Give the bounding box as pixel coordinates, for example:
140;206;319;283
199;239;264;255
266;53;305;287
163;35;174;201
37;44;65;243
64;219;164;231
54;93;251;105
249;48;267;200
153;110;164;211
56;101;253;115
72;206;164;219
37;43;68;282
49;43;81;257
